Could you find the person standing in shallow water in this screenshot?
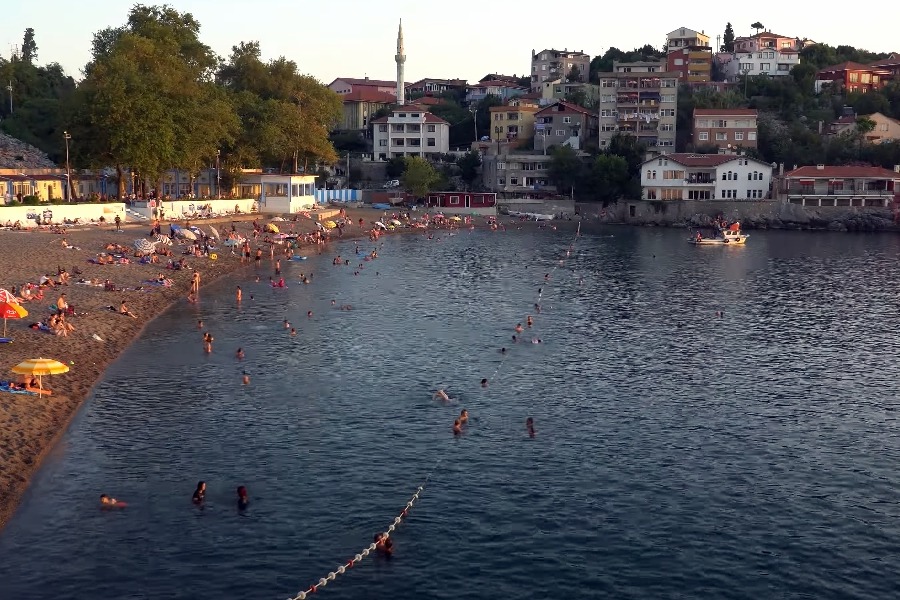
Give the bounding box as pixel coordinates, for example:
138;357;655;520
237;486;249;510
192;481;206;504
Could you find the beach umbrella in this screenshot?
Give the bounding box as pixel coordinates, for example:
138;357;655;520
207;226;221;240
156;234;172;246
179;229;198;241
133;238;156;254
323;220;337;230
374;221;387;230
0;301;27;337
0;289;19;305
10;357;69;394
265;223;279;233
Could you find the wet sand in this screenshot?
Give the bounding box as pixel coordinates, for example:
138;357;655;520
0;210;385;530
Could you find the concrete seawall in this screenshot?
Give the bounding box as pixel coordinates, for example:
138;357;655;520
577;200;900;232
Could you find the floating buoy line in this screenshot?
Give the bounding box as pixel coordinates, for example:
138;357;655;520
287;221;582;599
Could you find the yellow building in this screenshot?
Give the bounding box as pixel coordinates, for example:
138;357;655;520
0;169;67;203
489;101;540;147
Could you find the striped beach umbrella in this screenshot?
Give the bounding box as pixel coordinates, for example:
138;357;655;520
0;289;19;305
10;358;70;394
156;234;172;246
133;238;156;254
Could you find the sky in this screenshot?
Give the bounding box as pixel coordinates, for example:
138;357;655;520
3;0;898;84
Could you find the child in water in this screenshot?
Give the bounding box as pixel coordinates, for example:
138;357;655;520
100;494;126;508
237;486;249;510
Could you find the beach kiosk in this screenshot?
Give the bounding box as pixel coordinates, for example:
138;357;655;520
243;174;318;215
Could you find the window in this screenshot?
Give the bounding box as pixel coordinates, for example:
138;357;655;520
427;125;436;132
601;109;616;117
411;113;420;117
646;189;657;200
748;172;753;181
661;79;676;87
861;73;871;83
646;170;653;179
378;140;387;147
849;72;859;82
674;58;684;65
663;170;685;180
722;172;727;181
716;132;728;141
661;188;681;200
601;80;616;88
688;190;711;200
378;125;388;132
510;177;519;185
661;109;675;117
715;120;727;127
449;195;460;205
760;63;771;71
739;63;753;71
734;131;744;141
556;130;565;136
497;162;506;170
601;124;617;131
696;119;709;127
661;95;675;103
698;131;709;141
748;132;757;141
398;113;406;117
498;178;505;185
880;123;889;131
563;116;572;123
658;140;674;147
427;138;436;147
660;124;674;131
721;189;727;198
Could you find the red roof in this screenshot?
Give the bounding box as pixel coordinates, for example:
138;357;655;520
370;110;449;125
747;31;794;40
693;108;758;116
472;80;527;89
817;61;891;74
411;96;444;106
341;89;396;103
784;165;900;179
329;77;396;87
643;153;770;168
870;53;900;67
535;100;595;117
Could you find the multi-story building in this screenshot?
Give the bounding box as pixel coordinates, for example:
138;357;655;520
482;152;554;195
717;32;801;81
466;80;528;104
778;165;900;207
328;77;397;97
666;27;712;83
338;89;396;131
489;101;540;147
539;81;602;106
870;53;900;79
530;49;591;92
370;105;450;161
692;108;758;150
596;61;679;150
405;78;468;96
639;153;774;201
828;112;900;143
534;101;599;152
815;61;892;94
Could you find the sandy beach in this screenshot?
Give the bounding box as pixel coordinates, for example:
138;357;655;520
0;208;398;530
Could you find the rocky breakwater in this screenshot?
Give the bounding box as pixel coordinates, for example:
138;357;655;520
0;132;57;169
579;200;900;233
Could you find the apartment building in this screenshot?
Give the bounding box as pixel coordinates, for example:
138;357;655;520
482;152;554;194
640;153;773;201
489;101;540;147
666;27;712;83
828;112;900;143
534;101;599;152
596;61;679;149
718;31;801;81
530;49;591;92
693;108;758;150
370;105;450;161
539;81;602;105
815;61;892;94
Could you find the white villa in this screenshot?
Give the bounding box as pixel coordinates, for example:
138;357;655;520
640;153;774;201
371;104;450;161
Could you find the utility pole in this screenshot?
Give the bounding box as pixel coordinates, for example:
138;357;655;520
215;150;221;198
470;107;478;141
63;131;72;202
6;81;12;114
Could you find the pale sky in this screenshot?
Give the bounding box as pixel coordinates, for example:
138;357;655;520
3;0;897;84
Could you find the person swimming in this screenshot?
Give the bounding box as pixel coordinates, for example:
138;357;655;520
526;417;535;438
242;372;250;385
374;532;393;556
514;323;524;333
433;389;450;402
236;347;245;360
480;378;488;388
237;486;249;510
453;419;462;435
459;409;468;425
290;328;297;336
526;316;533;327
500;347;507;354
192;481;206;504
100;494;126;508
283;319;291;329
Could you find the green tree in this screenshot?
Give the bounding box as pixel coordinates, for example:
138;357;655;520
385;156;406;178
566;65;581;83
402;156;440;197
750;22;764;36
722;23;735;52
583;154;630;204
456;150;481;185
548;146;583;195
21;28;38;63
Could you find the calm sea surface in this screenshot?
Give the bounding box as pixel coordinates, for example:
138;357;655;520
1;225;900;600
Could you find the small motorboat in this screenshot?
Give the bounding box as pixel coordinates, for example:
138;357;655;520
688;222;748;246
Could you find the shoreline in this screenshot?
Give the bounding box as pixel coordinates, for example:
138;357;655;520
0;208;443;532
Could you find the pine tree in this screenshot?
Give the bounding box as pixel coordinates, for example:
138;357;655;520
21;28;38;63
722;23;735;52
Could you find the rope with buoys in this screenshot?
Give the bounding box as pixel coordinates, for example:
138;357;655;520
285;219;583;596
287;459;441;600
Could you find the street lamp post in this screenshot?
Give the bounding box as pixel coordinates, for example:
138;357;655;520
63;131;72;202
470;107;478;141
215;150;221;199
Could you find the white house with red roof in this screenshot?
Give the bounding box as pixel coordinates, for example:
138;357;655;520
370;105;450;161
640;153;774;201
779;164;900;207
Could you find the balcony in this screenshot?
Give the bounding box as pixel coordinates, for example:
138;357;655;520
620;79;640;89
686;173;715;184
639;78;662;89
617;94;639;106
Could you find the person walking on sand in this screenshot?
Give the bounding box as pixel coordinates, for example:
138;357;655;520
114;215;121;231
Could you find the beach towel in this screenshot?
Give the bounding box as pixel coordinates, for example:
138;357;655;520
0;383;38;395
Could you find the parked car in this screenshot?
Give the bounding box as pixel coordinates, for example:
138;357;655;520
385;179;400;188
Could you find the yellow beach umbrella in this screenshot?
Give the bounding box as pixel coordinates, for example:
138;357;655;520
11;358;70;395
265;223;279;233
449;216;462;222
323;220;337;230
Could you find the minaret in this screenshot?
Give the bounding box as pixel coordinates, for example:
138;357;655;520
395;19;406;106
